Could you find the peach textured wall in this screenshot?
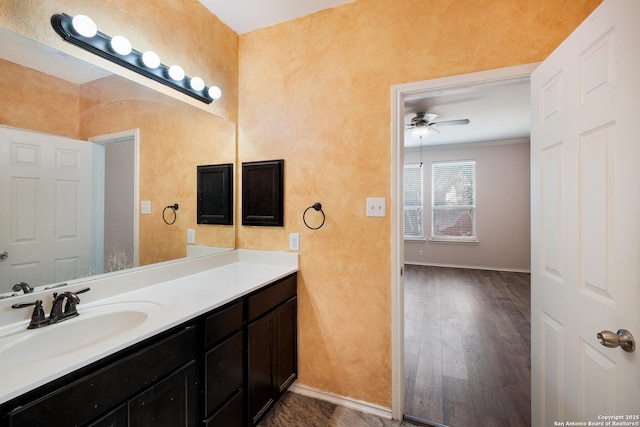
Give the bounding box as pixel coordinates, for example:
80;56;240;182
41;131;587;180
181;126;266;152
238;0;601;407
0;58;81;137
404;141;531;271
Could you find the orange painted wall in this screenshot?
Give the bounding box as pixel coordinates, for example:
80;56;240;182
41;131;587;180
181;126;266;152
238;0;602;407
0;58;81;137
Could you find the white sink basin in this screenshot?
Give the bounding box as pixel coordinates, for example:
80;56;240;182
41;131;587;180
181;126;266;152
0;301;161;365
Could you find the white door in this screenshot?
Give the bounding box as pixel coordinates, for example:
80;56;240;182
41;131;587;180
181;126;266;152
0;126;94;291
531;0;640;425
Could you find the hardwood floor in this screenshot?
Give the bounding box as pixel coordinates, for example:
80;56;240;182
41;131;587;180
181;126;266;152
258;392;416;427
403;265;531;427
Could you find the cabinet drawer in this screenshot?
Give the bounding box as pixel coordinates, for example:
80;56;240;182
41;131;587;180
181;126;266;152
205;332;243;415
205;300;243;347
248;274;296;321
5;325;197;427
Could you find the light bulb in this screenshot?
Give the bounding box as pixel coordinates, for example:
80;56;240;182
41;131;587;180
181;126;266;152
208;86;222;100
189;77;205;91
71;15;97;38
110;36;132;55
168;65;185;81
141;51;160;69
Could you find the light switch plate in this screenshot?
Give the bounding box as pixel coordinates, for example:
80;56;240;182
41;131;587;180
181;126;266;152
366;197;386;217
141;200;151;215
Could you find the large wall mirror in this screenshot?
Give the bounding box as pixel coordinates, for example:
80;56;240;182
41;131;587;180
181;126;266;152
0;26;236;298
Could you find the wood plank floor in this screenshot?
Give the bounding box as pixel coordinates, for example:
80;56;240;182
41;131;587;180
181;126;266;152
404;265;531;427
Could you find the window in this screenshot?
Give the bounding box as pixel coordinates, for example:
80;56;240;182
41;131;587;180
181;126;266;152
404;164;423;239
431;160;476;241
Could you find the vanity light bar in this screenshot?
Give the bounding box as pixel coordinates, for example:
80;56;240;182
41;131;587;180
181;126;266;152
51;13;221;104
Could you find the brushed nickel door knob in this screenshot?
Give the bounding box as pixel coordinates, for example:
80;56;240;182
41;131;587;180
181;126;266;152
597;329;635;353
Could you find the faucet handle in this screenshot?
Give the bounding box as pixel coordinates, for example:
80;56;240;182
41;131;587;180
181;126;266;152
11;300;49;329
61;287;90;317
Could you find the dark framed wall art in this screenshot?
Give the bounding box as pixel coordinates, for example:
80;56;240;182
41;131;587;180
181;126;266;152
241;159;284;226
197;163;233;225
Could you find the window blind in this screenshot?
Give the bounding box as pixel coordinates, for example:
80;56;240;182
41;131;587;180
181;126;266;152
404;164;424;239
431;160;476;240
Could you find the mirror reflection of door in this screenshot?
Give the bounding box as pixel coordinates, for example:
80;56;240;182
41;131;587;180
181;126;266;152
91;130;138;274
0;126;94;291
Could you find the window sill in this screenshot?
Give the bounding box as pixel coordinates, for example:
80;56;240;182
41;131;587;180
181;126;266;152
428;238;479;245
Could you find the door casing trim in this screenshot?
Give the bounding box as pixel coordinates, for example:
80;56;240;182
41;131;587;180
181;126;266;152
390;63;539;420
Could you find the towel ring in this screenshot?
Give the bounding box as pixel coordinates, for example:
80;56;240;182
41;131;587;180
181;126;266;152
163;203;179;225
303;202;325;230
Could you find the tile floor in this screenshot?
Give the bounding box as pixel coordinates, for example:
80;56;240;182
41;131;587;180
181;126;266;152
258;392;418;427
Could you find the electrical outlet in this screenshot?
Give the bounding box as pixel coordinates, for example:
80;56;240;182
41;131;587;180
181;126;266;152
366;197;386;217
187;228;195;244
141;200;151;215
289;233;300;251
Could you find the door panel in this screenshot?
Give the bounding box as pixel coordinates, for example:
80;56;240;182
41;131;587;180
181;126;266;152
531;0;640;424
0;126;94;290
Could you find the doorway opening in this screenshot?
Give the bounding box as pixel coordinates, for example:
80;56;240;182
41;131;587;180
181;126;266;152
90;129;139;274
390;64;539;422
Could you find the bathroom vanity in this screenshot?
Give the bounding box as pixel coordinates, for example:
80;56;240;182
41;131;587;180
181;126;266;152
0;250;298;426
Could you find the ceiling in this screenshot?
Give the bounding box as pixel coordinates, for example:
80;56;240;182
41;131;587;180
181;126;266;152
404;81;531;149
199;0;355;34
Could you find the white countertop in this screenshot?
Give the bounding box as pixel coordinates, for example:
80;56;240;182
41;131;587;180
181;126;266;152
0;249;298;405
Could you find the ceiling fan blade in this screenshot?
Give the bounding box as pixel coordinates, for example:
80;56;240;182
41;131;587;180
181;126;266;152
433;119;470;126
423;113;438;123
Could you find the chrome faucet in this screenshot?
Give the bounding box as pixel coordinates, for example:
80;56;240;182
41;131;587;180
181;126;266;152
11;287;91;329
12;282;34;294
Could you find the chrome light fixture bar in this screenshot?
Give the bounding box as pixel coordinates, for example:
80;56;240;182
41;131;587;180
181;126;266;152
51;13;221;104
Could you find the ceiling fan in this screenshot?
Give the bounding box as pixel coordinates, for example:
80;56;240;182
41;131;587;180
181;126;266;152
405;112;470;137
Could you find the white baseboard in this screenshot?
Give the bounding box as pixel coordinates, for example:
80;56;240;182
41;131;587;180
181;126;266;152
404;261;530;274
288;383;393;420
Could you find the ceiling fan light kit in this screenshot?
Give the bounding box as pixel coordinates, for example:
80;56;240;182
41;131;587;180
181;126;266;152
409;125;432;138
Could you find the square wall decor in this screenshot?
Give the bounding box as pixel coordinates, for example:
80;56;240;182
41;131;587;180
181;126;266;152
197;163;233;225
242;159;284;226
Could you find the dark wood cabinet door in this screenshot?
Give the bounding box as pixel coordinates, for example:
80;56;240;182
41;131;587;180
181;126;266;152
247;311;276;425
87;403;127;427
275;297;297;393
128;361;198;427
204;390;243;427
205;332;243;416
